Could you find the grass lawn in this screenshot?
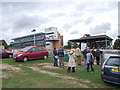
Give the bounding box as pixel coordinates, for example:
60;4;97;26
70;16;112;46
1;57;120;88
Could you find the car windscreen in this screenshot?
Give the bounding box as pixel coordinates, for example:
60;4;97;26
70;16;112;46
0;49;2;52
0;49;5;53
20;46;32;52
105;57;120;66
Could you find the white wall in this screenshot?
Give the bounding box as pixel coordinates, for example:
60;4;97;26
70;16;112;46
45;27;58;39
81;43;86;51
46;42;53;50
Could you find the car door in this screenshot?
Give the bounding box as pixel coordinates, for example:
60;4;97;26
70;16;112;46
38;47;47;59
104;57;120;81
28;48;39;60
0;50;2;58
2;50;8;58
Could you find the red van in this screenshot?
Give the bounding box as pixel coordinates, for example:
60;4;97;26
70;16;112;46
13;46;48;62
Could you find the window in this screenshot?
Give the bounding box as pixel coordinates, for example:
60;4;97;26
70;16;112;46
38;48;46;52
105;57;120;66
0;49;5;53
31;48;37;52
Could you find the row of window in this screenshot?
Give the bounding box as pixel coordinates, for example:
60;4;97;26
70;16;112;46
28;47;46;53
14;35;45;44
14;41;45;48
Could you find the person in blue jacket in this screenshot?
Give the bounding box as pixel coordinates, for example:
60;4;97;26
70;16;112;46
58;47;64;68
86;50;94;72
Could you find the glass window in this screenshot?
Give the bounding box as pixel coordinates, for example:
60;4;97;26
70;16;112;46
0;49;5;52
20;46;32;52
31;48;37;52
38;48;46;52
105;57;120;66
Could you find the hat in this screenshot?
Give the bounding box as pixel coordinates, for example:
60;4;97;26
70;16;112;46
70;49;74;54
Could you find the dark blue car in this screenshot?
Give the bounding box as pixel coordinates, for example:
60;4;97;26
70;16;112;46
101;56;120;85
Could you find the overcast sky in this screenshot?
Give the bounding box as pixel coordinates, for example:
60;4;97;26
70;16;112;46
1;0;119;45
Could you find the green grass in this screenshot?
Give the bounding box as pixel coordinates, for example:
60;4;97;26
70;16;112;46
1;57;120;88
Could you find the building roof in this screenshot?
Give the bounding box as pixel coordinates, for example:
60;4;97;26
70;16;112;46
69;35;113;42
12;32;45;40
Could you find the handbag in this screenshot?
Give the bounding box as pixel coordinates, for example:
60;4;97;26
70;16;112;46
55;56;59;59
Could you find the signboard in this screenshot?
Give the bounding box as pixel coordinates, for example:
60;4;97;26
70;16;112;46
81;43;86;51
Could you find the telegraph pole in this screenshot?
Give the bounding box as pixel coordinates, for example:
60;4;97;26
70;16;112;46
31;29;36;46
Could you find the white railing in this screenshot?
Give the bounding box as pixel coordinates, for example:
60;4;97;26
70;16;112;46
101;49;120;54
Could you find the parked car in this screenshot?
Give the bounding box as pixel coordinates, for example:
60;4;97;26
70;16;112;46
101;56;120;85
0;49;13;58
13;46;49;62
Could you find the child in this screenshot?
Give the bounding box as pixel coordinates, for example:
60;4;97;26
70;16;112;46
67;49;76;73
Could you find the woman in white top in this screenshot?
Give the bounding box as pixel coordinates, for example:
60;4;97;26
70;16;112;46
75;46;81;65
67;49;76;73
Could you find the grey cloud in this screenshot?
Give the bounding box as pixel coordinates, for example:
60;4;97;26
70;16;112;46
111;30;118;39
2;2;45;13
76;2;117;13
69;30;79;35
90;23;111;35
13;15;49;30
63;19;82;30
70;12;83;18
49;12;66;18
84;16;94;25
76;2;87;11
63;23;72;30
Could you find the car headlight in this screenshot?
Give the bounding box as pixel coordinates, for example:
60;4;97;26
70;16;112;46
18;54;23;57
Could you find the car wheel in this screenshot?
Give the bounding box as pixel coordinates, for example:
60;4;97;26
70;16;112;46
44;55;47;60
23;57;28;62
9;54;13;58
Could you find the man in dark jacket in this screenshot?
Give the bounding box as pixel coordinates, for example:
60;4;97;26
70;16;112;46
53;48;58;67
58;47;64;68
95;48;101;65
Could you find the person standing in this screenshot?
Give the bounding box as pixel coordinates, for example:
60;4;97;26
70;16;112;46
75;46;81;66
83;47;89;66
86;50;94;72
53;48;58;67
95;48;101;65
64;50;69;62
58;47;64;68
67;49;76;73
91;48;95;65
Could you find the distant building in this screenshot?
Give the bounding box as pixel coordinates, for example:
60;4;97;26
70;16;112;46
45;27;63;50
12;33;46;48
69;34;113;50
0;40;8;49
12;27;63;49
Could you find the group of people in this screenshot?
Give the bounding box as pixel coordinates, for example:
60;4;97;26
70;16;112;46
53;47;64;68
53;46;102;73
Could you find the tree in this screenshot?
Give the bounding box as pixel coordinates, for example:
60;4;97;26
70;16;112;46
64;41;71;49
8;42;14;49
63;41;78;49
0;40;8;49
113;39;120;49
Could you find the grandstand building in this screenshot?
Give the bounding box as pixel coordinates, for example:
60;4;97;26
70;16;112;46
12;27;63;49
69;34;113;50
12;33;46;48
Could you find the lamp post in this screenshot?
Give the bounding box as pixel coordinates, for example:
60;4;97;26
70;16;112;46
31;29;36;46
